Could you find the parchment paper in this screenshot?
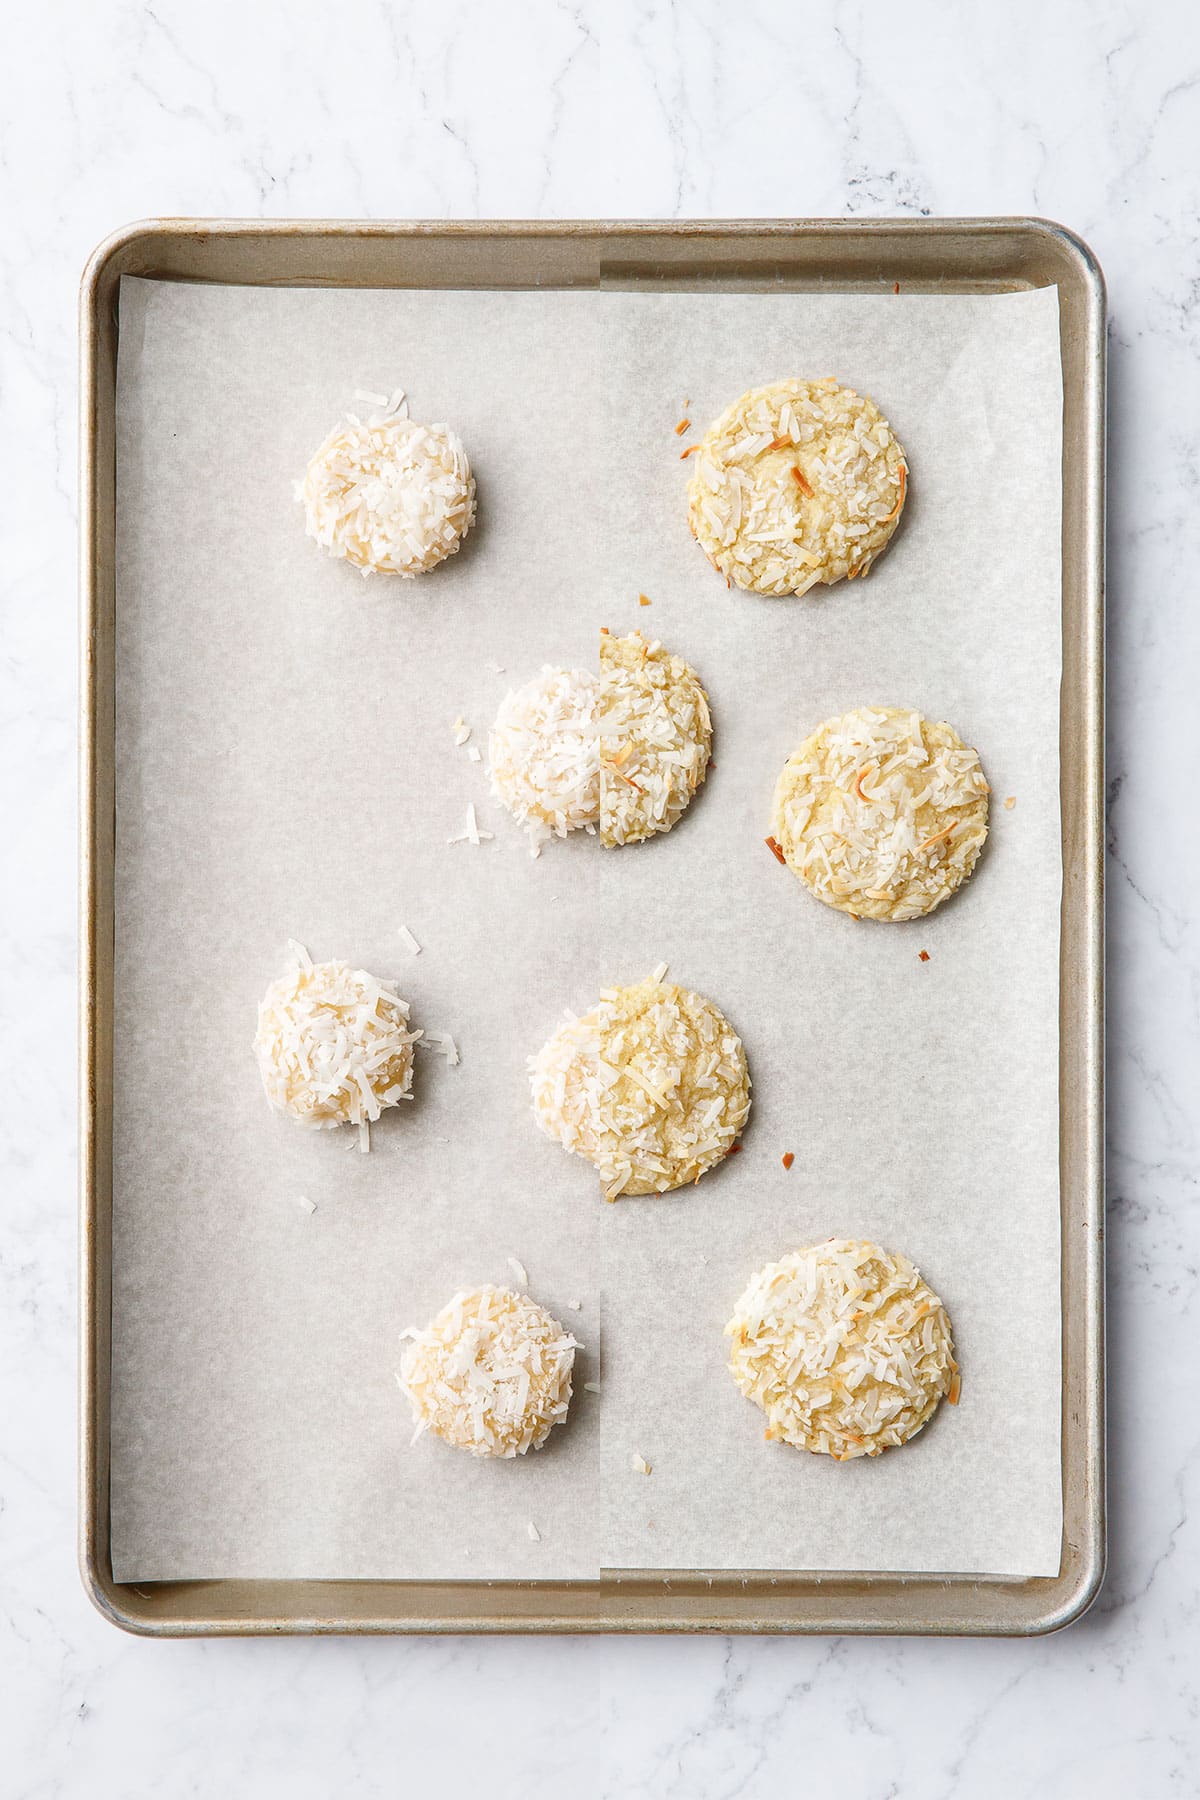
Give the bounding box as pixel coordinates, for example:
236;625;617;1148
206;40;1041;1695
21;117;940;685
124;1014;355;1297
111;275;1063;1582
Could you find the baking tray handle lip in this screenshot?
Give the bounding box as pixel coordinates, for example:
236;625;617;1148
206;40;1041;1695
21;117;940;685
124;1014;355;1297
77;1541;161;1639
1017;215;1108;312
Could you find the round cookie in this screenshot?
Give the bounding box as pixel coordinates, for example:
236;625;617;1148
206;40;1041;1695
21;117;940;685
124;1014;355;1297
770;705;989;922
600;631;712;847
726;1239;958;1460
687;378;907;596
299;409;475;576
530;971;750;1199
254;948;419;1137
398;1285;579;1457
488;666;601;853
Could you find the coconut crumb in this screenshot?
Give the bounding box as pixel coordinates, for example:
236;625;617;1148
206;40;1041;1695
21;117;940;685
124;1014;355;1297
1004;795;1016;809
630;1452;652;1475
467;744;482;763
583;1381;601;1393
447;802;494;845
452;718;472;747
527;1520;541;1542
297;1195;317;1215
399;924;422;956
507;1255;529;1289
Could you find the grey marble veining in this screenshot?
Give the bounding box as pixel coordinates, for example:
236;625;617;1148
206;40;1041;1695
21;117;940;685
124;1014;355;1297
1;0;1197;1792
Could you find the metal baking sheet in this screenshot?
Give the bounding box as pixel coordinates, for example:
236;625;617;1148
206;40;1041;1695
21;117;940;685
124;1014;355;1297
80;218;1105;1636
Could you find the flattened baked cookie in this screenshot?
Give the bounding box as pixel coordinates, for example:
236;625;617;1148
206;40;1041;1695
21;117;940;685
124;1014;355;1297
529;970;750;1199
398;1285;579;1457
770;705;989;921
688;379;907;596
726;1239;958;1459
600;630;712;846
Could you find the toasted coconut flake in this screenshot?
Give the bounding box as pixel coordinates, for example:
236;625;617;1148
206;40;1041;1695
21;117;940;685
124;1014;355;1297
397;1285;579;1458
1004;795;1016;810
726;1240;956;1458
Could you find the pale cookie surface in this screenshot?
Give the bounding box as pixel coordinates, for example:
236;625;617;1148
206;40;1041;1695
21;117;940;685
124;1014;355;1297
489;666;601;853
254;947;419;1135
529;972;750;1199
770;705;989;921
600;631;712;847
398;1285;579;1457
726;1239;958;1460
688;378;907;596
299;411;475;576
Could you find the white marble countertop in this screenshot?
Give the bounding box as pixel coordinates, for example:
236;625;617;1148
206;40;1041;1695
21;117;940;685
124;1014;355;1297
2;1;1196;1792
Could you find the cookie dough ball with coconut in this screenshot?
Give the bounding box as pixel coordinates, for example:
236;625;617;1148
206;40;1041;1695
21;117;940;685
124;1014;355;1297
769;705;990;921
398;1285;580;1457
600;630;712;847
530;968;750;1199
488;666;601;854
299;394;475;577
254;942;419;1149
727;1239;958;1460
688;378;907;596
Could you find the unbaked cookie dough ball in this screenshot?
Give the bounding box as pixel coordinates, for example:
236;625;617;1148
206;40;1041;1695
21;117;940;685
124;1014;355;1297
688;378;907;596
600;631;712;847
769;705;990;921
254;945;419;1145
530;970;750;1199
488;666;601;853
726;1239;958;1459
398;1285;579;1457
299;404;475;577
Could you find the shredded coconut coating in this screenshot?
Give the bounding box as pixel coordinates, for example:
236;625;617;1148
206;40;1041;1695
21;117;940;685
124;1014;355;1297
254;954;419;1129
398;1285;579;1457
688;378;907;596
299;413;475;577
727;1240;957;1459
529;973;750;1199
771;705;990;922
600;631;712;846
488;667;600;852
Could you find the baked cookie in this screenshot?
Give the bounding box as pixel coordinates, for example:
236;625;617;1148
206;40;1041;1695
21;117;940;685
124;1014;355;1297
489;666;601;853
254;945;419;1147
600;631;712;846
726;1239;958;1459
688;379;907;595
299;403;475;576
398;1285;579;1457
770;705;989;921
530;970;750;1199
